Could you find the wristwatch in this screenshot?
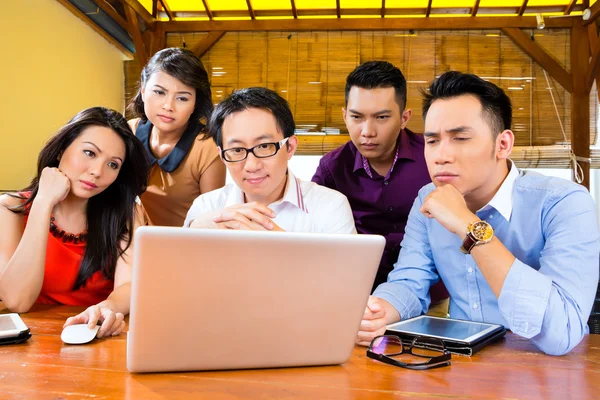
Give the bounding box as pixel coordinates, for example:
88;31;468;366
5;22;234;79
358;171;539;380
460;220;494;254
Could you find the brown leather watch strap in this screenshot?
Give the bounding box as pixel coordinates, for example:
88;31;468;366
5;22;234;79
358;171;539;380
460;232;477;254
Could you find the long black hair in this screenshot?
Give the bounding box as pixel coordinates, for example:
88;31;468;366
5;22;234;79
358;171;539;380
127;47;213;128
10;107;150;290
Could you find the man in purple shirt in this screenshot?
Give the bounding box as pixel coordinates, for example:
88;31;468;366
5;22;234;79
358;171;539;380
312;61;448;307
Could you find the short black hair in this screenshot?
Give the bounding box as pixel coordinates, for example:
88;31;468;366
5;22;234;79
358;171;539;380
422;71;512;138
209;87;295;148
345;61;407;110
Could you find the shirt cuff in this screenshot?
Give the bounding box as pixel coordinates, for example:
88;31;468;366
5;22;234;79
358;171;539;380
498;258;553;338
373;282;425;321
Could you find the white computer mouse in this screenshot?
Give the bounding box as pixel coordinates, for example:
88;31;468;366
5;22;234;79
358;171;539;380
61;324;100;344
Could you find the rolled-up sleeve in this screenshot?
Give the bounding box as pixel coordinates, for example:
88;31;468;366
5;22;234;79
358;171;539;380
183;194;210;227
498;189;600;356
374;193;439;319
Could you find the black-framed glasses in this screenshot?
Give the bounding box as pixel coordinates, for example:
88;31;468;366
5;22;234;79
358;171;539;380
220;137;290;162
367;335;451;370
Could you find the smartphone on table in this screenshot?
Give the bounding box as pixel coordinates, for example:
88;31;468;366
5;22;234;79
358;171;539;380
0;313;32;345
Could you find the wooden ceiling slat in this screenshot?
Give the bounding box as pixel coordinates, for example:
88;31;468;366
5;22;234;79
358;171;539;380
159;0;173;21
246;0;256;20
202;0;213;20
157;5;587;20
152;0;158;18
96;0;130;31
471;0;481;17
517;0;529;16
162;16;573;32
564;0;577;15
118;0;156;30
381;0;385;18
426;0;433;17
291;0;298;18
336;0;341;18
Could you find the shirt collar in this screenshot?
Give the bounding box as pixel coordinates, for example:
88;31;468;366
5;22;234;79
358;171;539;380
479;159;519;221
136;118;202;173
353;128;415;179
225;169;308;213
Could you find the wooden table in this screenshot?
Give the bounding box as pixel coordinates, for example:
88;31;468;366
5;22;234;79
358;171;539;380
1;305;599;399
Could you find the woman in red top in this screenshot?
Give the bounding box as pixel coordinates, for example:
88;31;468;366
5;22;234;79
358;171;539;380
0;107;149;338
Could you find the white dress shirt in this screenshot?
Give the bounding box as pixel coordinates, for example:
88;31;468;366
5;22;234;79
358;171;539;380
184;170;357;234
477;160;519;221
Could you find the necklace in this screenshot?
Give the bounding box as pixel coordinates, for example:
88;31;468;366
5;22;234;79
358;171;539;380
49;216;87;244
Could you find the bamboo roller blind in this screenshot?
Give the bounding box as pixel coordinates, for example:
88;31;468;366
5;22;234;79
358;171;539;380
124;29;598;168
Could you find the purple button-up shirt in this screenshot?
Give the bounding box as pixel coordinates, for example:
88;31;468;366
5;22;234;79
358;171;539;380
312;129;449;301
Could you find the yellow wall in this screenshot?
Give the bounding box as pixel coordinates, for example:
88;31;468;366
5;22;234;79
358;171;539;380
1;0;126;190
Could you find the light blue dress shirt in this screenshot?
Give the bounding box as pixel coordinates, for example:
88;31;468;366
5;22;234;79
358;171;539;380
374;168;600;356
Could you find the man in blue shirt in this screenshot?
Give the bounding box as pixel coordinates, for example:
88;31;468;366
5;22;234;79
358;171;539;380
356;71;600;356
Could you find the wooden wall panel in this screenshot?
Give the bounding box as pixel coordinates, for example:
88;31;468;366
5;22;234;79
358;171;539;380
123;29;597;152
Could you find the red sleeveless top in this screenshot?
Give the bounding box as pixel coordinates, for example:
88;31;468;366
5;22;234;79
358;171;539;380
22;212;113;306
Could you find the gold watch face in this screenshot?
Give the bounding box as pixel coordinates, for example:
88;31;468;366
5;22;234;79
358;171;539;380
469;221;494;241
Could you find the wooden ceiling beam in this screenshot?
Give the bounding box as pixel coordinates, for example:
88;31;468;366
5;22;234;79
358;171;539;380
201;0;213;20
125;2;148;67
246;0;256;20
586;11;598;101
149;23;166;55
159;0;173;21
95;0;129;32
191;31;226;57
336;0;341;18
471;0;481;17
161;16;573;32
152;0;158;18
564;0;577;15
290;0;298;18
502;27;573;93
586;43;600;92
587;24;600;94
160;6;586;20
570;21;591;189
584;0;600;26
589;22;599;52
381;0;385;18
517;0;529;16
426;0;433;17
56;0;133;58
118;0;156;30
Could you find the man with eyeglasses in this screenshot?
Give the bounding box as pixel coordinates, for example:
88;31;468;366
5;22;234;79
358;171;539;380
183;87;356;234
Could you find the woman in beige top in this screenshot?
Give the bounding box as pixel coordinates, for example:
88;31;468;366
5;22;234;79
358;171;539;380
128;47;225;226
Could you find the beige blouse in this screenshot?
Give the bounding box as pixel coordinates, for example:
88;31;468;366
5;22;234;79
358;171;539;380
134;118;220;227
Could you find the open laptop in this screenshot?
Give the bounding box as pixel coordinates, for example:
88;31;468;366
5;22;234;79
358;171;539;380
127;227;385;373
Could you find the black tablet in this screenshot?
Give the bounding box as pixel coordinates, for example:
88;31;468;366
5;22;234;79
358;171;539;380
386;315;505;346
0;313;31;345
